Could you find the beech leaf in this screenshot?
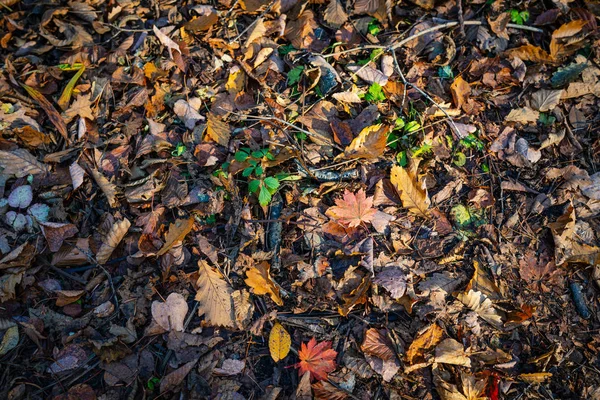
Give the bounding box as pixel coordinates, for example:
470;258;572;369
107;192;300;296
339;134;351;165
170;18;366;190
390;165;430;218
269;322;291;362
96;218;131;264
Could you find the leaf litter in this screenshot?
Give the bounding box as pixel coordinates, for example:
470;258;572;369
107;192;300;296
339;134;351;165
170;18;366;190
0;0;599;398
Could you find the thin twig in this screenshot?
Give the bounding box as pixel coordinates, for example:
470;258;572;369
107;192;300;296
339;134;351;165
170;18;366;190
230;2;275;44
457;0;466;37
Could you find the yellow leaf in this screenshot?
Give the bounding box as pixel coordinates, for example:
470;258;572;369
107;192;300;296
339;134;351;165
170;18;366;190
225;67;246;95
505;44;555;64
205;113;231;147
337;124;389;161
406;323;443;364
157;217;195;256
90;168;119;208
269;322;291;362
58;65;85;110
519;372;552;383
551;20;588;40
390;165;430;218
245;261;284;306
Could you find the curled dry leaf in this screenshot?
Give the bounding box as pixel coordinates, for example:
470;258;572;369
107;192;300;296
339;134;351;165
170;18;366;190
90;168;119;208
450;76;471;109
245;261;284;306
390;165;430;218
324;0;348;28
96;218;131;264
296;338;338;381
55;289;85;307
153;25;181;59
195;260;235;328
69;162;86;190
269;322;291;362
457;289;503;327
505;44;555;63
173;99;204;129
151;293;188;332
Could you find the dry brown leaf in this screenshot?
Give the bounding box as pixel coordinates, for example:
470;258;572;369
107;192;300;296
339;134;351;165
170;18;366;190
90;168;119;208
173;99;204;129
339;124;389;160
69;162;86;190
373;266;407;299
160;360;197;393
390;165;430;218
505;107;540;124
505;44;555;63
205;114;231;147
195;260;235;328
488;12;510;40
347;64;388;86
157;217;195;256
434;338;471;367
55;289;85;307
325;189;377;228
361;328;396;361
312;380;348;400
0;149;49;178
96;218;131;264
338;276;370;316
450;76;471;109
324;0;348;28
64;95;94;121
551;19;588;40
245;261;284;306
20;83;69;141
246;18;266;47
406;323;443;364
151;293;188;332
531;89;564;112
457;289;503;327
519;372;552;383
39;222;78;252
332;90;362;103
153;25;181;59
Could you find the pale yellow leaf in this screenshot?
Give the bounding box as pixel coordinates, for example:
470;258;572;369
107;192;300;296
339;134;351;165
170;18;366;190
195;260;235;328
390;165;430;218
339;124;389;160
157;217;195;256
205;113;231;147
505;107;539;124
457;289;503;327
151;293;188;332
434;338;471;367
269;322;291;362
96;218;131;264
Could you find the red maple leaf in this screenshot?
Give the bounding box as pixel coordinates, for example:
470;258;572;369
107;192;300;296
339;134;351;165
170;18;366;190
326;189;377;228
295;338;338;381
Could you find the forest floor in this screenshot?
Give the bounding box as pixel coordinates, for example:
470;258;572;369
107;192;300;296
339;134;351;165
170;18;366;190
0;0;599;398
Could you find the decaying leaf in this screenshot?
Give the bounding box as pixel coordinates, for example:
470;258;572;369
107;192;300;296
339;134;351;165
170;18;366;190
160;359;197;393
269;322;291;362
195;260;235;328
157;217;195;256
457;290;503;327
0;326;19;356
90;168;119;208
339;124;389;160
324;0;348;28
245;261;284;306
390;165;430;218
173;99;204;129
151;293;188;332
373;266;407;299
296;338;338;381
205;113;231;147
0;149;49;178
361;328;396;361
96;218;131;264
434;338;471;367
39;222;78;252
531;89;564;112
450;76;471;109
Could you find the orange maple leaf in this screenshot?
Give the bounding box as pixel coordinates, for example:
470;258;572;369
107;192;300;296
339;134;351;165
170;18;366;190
326;189;377;228
295;338;338;381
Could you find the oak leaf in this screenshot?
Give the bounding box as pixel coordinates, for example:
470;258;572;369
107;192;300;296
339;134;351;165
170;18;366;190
245;261;284;306
269;322;291;362
326;189;377;228
157;217;195;256
390;165;430;218
296;338;338;381
195;260;235;327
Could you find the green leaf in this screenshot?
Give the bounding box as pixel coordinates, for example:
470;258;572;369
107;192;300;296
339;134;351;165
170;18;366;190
438;65;454;80
255;166;264;175
364;82;386;103
451;204;473;227
242;167;255;177
258;185;272;206
412;143;432;158
287;66;304;86
453;152;467;167
248;179;261;193
405;120;421;133
368;19;381;35
279;44;295;55
264;176;280;192
538;113;556;126
509;9;528;25
235;149;250;162
394;118;405;130
396;151;407;167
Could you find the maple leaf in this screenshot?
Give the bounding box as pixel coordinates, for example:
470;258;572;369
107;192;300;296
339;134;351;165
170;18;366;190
326;189;377;228
518;250;564;292
296;338;338;381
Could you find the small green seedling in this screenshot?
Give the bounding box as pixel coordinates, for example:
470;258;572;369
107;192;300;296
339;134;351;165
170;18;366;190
249;177;280;206
509;10;529;25
364;83;386;103
171;143;186;157
368;19;382;35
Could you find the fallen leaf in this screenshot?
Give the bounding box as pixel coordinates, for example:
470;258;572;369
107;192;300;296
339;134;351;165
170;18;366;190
153;25;181;59
213;358;245;376
151;293;188;332
347;64;388;86
160;359;197;393
457;290;503;327
390;165;430;218
406;323;444;364
373;266;407;299
324;0;348;28
64;94;94;121
157;217;195;256
0;148;49;178
205;113;231;147
434;338;471;367
505;107;540;124
195;260;235;327
269;322;291;362
339;124;389;160
519;372;552;383
361;328;396;361
296;338;338;381
96;218;131;264
69;162;86;190
531;89;564;112
505;44;555;63
90;168;119;208
0;326;19;356
450;76;471;109
8;185;32;209
245;261;284;306
326;189;377;228
173;99;204;129
312;380;348;400
39;222;78;252
20;83;69;141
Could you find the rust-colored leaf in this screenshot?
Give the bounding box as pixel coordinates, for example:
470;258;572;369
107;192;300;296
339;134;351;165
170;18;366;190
326;189;377;228
296;338;338;381
20;83;69;141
